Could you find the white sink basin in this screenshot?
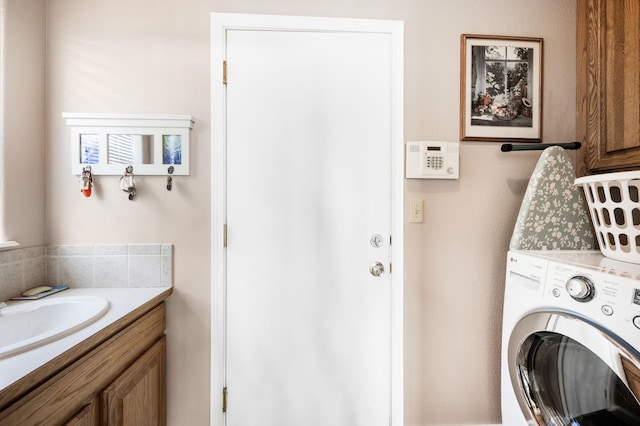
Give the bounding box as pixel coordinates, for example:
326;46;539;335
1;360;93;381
0;296;110;359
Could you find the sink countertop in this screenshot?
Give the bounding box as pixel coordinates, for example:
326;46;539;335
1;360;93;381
0;287;171;393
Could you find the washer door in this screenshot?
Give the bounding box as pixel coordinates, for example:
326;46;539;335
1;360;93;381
509;311;640;425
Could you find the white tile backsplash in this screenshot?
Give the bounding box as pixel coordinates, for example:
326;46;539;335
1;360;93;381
94;244;128;256
0;262;30;301
128;255;162;287
47;244;173;289
128;243;162;256
0;244;173;301
0;246;46;302
95;255;128;288
47;245;94;256
57;256;94;288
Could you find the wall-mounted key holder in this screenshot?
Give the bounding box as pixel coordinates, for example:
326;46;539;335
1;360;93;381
64;113;193;176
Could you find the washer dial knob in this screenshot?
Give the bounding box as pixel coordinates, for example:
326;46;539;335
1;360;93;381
566;276;596;302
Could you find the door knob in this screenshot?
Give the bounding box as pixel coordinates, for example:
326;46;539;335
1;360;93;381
369;262;385;277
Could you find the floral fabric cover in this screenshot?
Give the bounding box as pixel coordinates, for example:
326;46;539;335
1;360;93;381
509;146;595;250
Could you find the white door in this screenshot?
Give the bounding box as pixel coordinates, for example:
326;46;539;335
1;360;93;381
211;14;404;426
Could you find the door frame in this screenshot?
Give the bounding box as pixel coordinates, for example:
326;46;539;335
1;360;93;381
210;13;404;426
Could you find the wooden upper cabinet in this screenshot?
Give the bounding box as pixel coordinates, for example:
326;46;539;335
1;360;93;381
577;0;640;175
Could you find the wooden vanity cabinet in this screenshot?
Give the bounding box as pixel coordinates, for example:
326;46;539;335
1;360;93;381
0;302;167;426
577;0;640;175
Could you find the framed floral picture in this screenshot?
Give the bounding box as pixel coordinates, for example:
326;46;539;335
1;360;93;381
460;34;543;142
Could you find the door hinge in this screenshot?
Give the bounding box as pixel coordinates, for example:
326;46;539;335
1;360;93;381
223;60;227;85
390;263;392;273
224;224;227;247
222;387;228;413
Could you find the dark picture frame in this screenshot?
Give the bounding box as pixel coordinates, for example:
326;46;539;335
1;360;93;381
460;34;543;142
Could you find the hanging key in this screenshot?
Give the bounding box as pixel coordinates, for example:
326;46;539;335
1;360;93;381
167;166;174;191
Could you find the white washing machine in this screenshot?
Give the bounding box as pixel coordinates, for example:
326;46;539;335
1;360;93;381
502;250;640;425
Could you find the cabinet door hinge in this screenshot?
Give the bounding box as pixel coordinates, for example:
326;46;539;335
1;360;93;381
223;61;228;85
390;263;392;273
222;387;228;413
223;224;227;248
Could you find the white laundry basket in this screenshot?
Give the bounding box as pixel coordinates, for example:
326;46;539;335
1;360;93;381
575;171;640;264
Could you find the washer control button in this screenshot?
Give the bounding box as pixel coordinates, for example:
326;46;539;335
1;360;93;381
601;305;614;316
634;316;640;329
566;276;596;302
552;288;561;298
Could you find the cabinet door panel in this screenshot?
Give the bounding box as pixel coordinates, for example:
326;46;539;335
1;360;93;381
603;0;640;153
101;337;166;426
578;0;640;173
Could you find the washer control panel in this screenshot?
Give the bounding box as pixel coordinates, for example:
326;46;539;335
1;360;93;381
632;289;640;329
508;251;640;348
544;260;640;336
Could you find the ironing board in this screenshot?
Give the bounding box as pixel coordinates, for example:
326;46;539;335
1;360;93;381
509;146;595;250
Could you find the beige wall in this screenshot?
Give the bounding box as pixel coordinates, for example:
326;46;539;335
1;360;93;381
1;0;46;246
43;1;576;425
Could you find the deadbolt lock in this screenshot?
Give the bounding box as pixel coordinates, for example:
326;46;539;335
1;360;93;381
370;234;384;248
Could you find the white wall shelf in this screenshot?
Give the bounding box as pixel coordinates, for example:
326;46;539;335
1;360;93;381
63;113;194;176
